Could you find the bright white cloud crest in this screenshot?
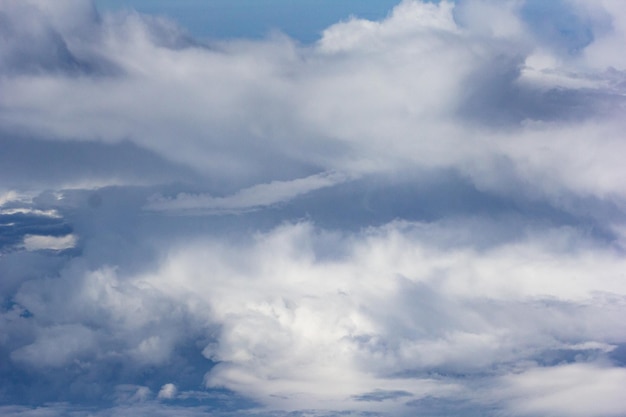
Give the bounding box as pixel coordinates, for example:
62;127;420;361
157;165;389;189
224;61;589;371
1;0;626;416
141;222;626;412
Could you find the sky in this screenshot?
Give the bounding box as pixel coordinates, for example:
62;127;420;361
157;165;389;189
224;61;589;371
93;0;404;41
1;0;626;416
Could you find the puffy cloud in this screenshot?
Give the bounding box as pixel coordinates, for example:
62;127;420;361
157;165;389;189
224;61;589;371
10;324;97;367
5;210;625;413
1;0;624;196
132;220;625;412
22;233;77;251
157;383;177;400
317;0;458;53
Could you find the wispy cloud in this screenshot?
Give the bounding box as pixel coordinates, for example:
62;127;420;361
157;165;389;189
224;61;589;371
146;171;351;214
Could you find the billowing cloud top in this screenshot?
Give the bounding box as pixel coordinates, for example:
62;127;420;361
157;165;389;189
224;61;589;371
1;1;626;416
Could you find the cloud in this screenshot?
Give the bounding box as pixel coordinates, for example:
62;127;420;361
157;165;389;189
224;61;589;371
0;191;22;206
317;0;458;53
157;383;177;400
132;220;625;412
0;204;73;253
1;0;626;416
574;0;626;69
14;211;626;413
21;233;77;251
146;171;351;213
499;363;626;417
1;0;624;196
10;324;97;367
352;389;414;403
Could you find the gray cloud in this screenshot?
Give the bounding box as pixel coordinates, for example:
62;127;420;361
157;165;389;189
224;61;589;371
352;389;413;402
0;134;200;189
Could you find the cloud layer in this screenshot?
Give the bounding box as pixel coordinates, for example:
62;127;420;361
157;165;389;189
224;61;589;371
1;0;626;416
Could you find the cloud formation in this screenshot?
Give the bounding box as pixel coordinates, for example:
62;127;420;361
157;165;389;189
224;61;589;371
1;0;626;416
146;171;350;214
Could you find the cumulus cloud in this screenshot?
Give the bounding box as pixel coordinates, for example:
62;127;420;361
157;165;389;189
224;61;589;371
157;383;178;400
134;222;624;410
1;0;624;195
4;217;622;414
10;324;97;367
1;0;626;416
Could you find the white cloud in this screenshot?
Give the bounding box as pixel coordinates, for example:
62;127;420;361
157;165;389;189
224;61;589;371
22;234;76;251
147;171;351;213
0;191;22;207
499;364;626;417
574;0;626;69
157;383;177;400
0;208;61;218
10;324;97;367
2;0;624;200
136;221;626;410
317;0;458;53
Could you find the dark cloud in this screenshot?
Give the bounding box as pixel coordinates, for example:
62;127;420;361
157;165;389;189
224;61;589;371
352;390;413;402
520;0;596;53
0;134;200;189
457;57;626;125
0;211;72;252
